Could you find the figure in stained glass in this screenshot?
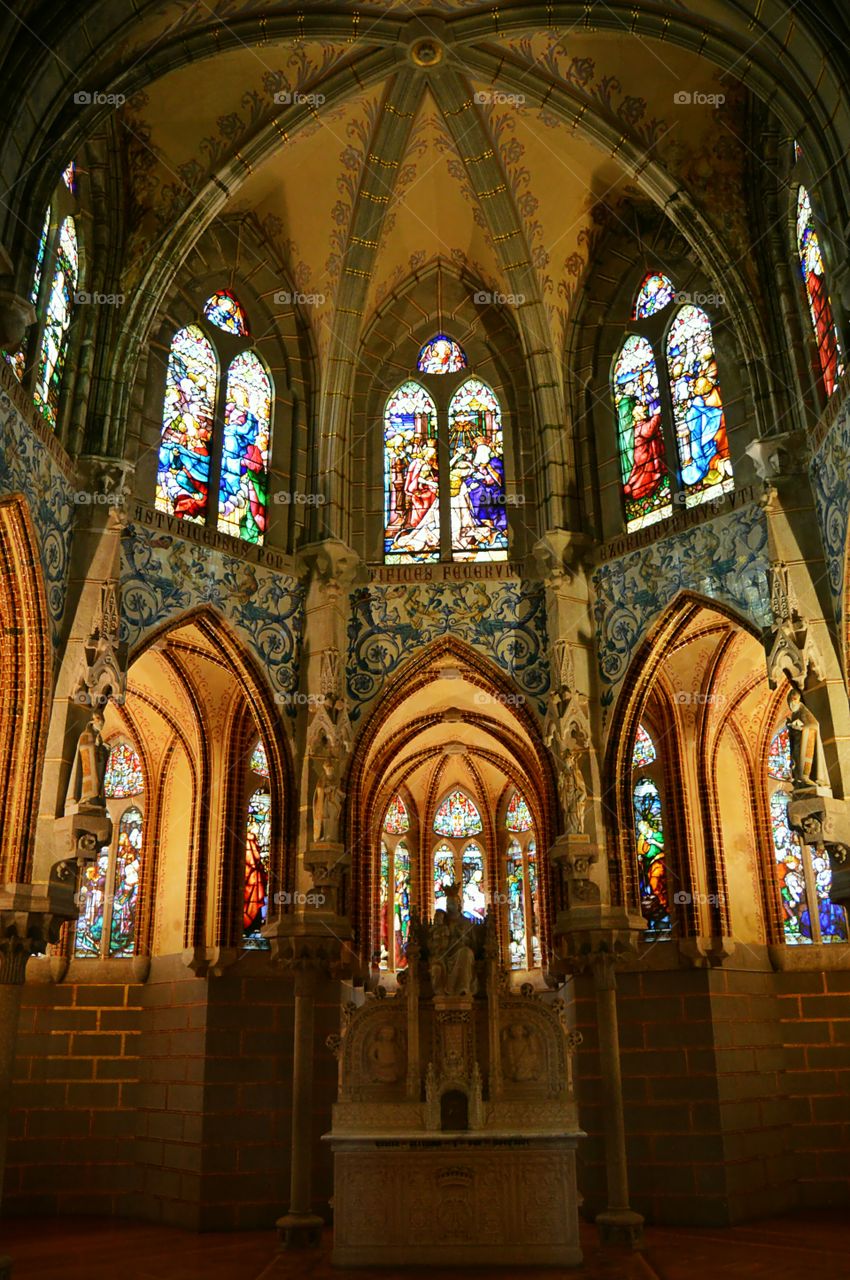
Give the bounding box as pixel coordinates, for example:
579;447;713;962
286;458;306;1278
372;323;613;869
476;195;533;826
633;776;670;935
506;839;527;968
633;272;676;319
33;215;78;428
203;289;250;336
417;333;467;375
461;844;486;921
433;791;483;838
155;324;217;523
218;350;271;544
796;187;844;397
243;789;271;949
448;378;508;562
5;205;52;380
394;842;411;966
383;380;440;563
506;792;533;833
250;741;269;777
383;794;410;834
613;335;671;531
104;742;145;798
62;161;76;193
109;808;142;957
379;842;390;968
770;789;811;944
75;850;109;957
434;843;455;913
666;305;733;506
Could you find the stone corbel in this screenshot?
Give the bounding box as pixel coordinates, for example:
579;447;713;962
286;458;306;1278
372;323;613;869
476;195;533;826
549;835;601;911
678;936;736;969
745;429;806;485
77;457;135;530
181;945;239;977
303;841;351;920
0;289;35;351
296;538;363;597
532;529;593;584
0;881;79;985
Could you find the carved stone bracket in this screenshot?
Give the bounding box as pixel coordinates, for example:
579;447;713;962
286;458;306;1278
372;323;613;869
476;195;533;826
762;562;823;689
549;835;600;908
263;915;355;979
745;430;806;484
0;882;79;986
0;289;35;350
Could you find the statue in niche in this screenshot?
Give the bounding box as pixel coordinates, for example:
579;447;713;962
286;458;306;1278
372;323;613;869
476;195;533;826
502;1022;543;1083
559;750;588;835
786;689;828;790
367;1024;402;1083
312;758;345;843
67;710;110;812
430;886;478;997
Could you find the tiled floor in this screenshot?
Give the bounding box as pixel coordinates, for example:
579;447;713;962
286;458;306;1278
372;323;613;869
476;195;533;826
1;1212;847;1279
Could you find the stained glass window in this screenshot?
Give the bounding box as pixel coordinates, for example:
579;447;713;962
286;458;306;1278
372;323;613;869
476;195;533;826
796;186;844;397
394;841;411;966
243;789;271;949
104;743;144;798
506;839;526;968
33;215;78;428
417;333;468;375
30;206;52;309
613;335;671;531
434;843;455;913
812;846;848;942
633;776;670;936
75;849;110;957
250;741;269;777
218;350;271;544
434;791;483;838
384;380;439;563
379;842;390;967
506;792;533;833
666;305;734;508
62;161;76;193
527;839;542;966
383;794;410;834
771;789;811;945
631;724;657;770
204;289;249;336
633;272;676;319
448;378;508;563
155;324;217;524
462;844;486;921
109;808;142;957
768;728;792;782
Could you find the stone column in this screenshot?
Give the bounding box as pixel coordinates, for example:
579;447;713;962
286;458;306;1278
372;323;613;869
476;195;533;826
278;965;323;1248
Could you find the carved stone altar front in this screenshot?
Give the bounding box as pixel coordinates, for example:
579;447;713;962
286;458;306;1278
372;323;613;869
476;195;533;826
326;891;583;1267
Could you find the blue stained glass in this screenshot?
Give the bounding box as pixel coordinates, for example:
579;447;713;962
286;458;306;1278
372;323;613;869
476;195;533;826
771;789;811;945
633;776;670;936
461;843;486;921
218;350;271;545
34;215;78;428
633;272;676;319
109;807;142;957
614;334;671;532
417;333;467;375
434;843;455;913
203;289;249;336
384;380;439;563
155;324;217;523
104;743;144;798
506;839;526;968
666;305;734;508
796;186;844;397
379;842;390;968
74;849;109;957
394;841;411;966
632;724;657;770
448;377;508;563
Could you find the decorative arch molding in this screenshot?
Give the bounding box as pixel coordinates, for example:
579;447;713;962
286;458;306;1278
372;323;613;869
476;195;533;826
344;636;558;963
0;495;52;883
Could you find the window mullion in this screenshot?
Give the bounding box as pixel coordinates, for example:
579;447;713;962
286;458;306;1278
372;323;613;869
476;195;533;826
101;814;120;958
652;327;684;502
206;356;229;530
437;407;452;561
801;838;823;944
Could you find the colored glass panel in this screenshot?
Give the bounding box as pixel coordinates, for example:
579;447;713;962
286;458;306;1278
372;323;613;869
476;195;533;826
379;842;390;968
811;845;848;943
5;206;52;381
434;843;455;913
394;841;411;967
768;728;792;782
770;789;812;944
75;848;109;957
527;839;542;966
506;838;526;968
631;723;657;770
243;789;271;949
155;324;217;523
218;350;271;544
633;272;676;319
383;794;410;834
506;792;533;833
203;289;249;336
416;333;467;375
250;741;269;777
633;776;670;936
104;743;144;798
613;335;671;531
62;161;76;193
461;843;486;921
433;791;483;838
384;380;439;563
448;377;508;563
796;186;844;397
109;807;142;957
33;215;78;428
666;305;734;508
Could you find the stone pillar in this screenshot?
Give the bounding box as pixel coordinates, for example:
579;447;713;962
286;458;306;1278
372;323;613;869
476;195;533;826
278;966;323;1248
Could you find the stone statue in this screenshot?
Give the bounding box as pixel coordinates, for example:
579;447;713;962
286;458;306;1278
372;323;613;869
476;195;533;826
428;899;478;997
559;751;588;835
786;689;827;790
312;758;345;843
68;711;110;811
502;1022;542;1083
367;1025;401;1083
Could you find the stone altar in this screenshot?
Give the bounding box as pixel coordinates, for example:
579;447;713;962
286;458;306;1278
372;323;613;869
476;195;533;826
325;888;584;1267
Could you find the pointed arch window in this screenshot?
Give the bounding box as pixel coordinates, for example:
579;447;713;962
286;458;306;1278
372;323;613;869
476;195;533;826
795;186;844;398
155;292;273;546
417;333;467;375
243;740;271;950
434;790;483;838
631;724;671;938
75;741;144;959
461;842;486;920
383;374;509;565
379;795;413;971
5;206;50;379
503;792;541;970
767;726;847;945
33;215;78;429
613;274;734;533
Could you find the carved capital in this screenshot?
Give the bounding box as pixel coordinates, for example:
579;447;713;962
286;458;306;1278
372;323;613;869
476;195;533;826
745;430;806;483
532;529;592;584
76;457;135;529
297;538;362;592
262;916;355;977
549;835;601;906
